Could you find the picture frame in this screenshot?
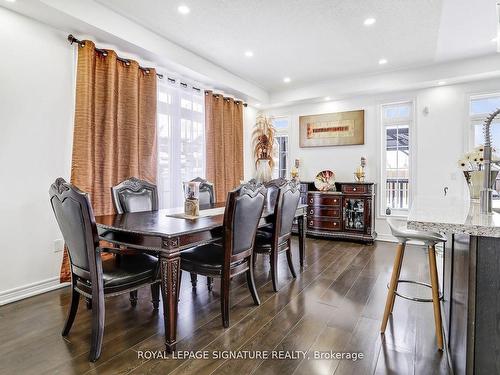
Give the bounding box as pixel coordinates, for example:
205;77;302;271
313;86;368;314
299;110;365;147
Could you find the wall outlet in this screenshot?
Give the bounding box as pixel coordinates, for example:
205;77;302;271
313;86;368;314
54;239;64;253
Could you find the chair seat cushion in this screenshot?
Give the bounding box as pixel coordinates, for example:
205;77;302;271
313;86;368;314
102;253;158;288
254;230;273;252
181;243;224;269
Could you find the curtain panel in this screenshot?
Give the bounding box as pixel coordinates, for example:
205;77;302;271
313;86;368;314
205;92;244;203
60;40;158;283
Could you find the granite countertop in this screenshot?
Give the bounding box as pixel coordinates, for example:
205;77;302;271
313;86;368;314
407;196;500;237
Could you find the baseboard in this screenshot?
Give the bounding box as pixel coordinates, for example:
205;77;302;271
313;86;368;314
375;234;397;243
0;277;69;306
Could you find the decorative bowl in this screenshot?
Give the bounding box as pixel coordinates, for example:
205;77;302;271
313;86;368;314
314;170;336;191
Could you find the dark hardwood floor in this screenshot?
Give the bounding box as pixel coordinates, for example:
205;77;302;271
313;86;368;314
0;238;450;375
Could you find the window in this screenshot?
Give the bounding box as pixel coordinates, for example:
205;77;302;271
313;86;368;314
470;93;500;193
470;93;500;149
157;80;205;208
272;117;290;179
381;101;413;215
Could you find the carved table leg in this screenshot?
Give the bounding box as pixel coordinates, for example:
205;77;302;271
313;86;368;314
160;254;181;353
298;213;306;268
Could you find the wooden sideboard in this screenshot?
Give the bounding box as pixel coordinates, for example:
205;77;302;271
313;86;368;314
299;181;376;244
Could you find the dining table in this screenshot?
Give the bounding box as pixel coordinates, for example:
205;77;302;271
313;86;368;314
95;202;307;352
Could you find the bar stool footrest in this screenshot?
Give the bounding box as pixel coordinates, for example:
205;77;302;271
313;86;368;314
387;279;443;303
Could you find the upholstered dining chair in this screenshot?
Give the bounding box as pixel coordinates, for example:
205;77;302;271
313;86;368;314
49;178;161;362
180;181;266;328
112;177;158;214
253;179;301;292
111;177;159;307
185;177;216;291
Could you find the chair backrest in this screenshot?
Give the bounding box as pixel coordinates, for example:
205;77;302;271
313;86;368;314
273;180;301;238
223;181;266;261
264;177;287;210
112;177;158;214
189;177;215;206
49;178;99;279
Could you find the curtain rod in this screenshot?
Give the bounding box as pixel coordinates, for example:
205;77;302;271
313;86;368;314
205;90;248;107
68;35;163;79
68;35;246;105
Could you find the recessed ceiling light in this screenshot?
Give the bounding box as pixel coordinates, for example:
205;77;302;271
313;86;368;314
4;0;16;2
177;5;190;14
325;96;331;101
244;51;254;57
364;17;376;26
283;77;291;83
255;103;261;107
492;37;498;43
438;81;446;85
378;58;388;65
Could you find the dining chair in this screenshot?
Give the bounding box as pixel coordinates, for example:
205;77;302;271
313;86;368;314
111;177;158;214
180;181;266;327
185;177;216;291
254;179;301;292
111;177;160;307
49;178;161;362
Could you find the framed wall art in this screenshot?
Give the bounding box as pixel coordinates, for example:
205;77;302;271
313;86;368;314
299;110;364;147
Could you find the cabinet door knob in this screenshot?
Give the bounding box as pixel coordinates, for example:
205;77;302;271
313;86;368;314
309;198;313;203
309;221;313;225
310;210;314;214
353;188;357;191
333;222;337;226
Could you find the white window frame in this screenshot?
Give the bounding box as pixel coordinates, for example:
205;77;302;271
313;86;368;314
379;100;415;217
468;92;500;150
271;116;290;179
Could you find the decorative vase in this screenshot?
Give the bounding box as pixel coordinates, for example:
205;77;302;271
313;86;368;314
255;158;272;183
463;170;499;201
183;181;200;216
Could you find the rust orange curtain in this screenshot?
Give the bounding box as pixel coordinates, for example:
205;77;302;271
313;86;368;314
60;41;157;282
205;92;244;202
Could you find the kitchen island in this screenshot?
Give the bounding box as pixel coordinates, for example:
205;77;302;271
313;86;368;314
407;196;500;375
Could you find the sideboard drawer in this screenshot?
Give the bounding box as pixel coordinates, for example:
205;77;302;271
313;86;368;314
341;184;368;194
307;194;341;206
308;207;341;218
308;218;342;231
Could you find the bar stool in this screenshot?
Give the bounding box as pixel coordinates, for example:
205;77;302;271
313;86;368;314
381;218;447;350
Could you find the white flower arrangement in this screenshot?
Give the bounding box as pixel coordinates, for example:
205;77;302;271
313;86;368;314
458;145;499;171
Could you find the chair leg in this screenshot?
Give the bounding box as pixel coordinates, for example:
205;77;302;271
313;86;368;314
220;276;230;328
381;242;405;333
286;239;297;278
389;244;405;314
428;245;444;350
85;297;92;310
190;273;198;289
129;290;138;307
252;252;257;268
207;277;214;292
151;283;160;310
89;291;105;362
246;258;260;305
270;246;279;292
62;286;80;336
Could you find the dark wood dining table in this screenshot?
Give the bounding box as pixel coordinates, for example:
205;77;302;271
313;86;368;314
95;202;307;352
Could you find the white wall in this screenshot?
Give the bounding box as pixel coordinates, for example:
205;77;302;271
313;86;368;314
254;79;500;239
0;7;75;303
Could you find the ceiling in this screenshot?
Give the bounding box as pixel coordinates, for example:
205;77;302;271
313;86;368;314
96;0;499;93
